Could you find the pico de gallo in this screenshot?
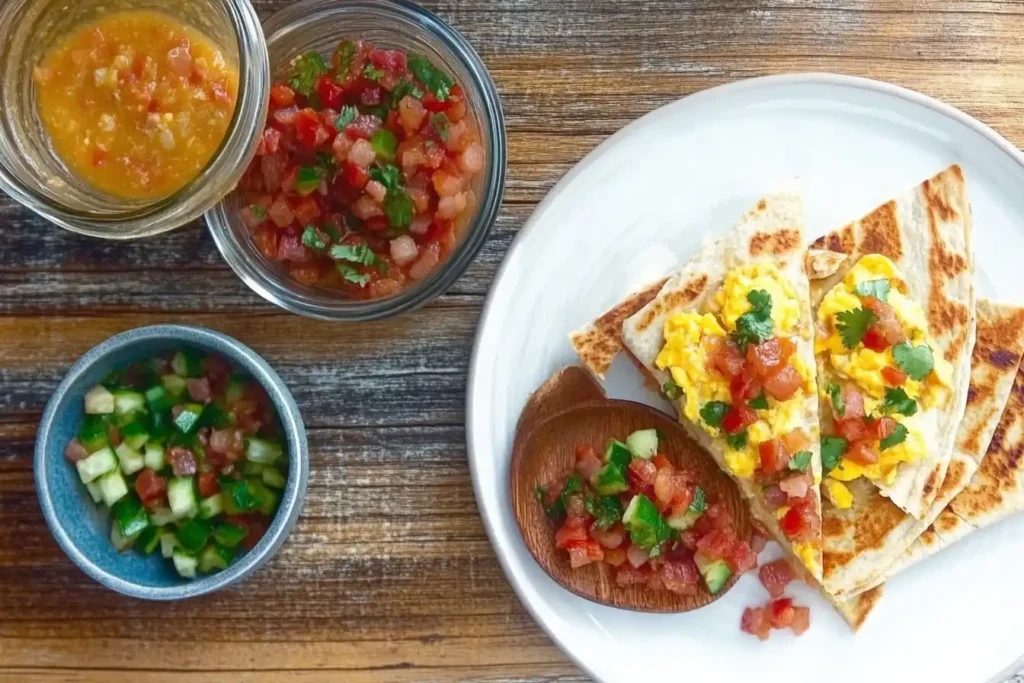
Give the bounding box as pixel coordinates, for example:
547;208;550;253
740;557;809;640
65;349;287;579
535;428;757;596
237;38;486;300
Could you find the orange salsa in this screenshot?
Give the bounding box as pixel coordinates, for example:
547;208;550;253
34;10;239;200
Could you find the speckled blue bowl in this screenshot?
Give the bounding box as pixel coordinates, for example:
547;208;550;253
34;325;308;600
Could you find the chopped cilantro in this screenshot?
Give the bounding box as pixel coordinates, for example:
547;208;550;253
363;63;385;81
336;263;371;287
334;105;358;131
892;342;935;381
408;55;454;101
300;226;327;252
361;104;390;121
827;383;845;417
585;491;623;530
880;423;909;450
732;290;774;350
854;279;891;301
386;80;424;108
385;189;414;228
368;164;403;192
333;40;357;75
662;380;682;400
726;431;747;450
534;484;563;519
881;387;918;417
330;243;379;266
835;307;878;349
430;112;450;141
748;391;769;410
624;495;671;554
821;436;848;474
249;204;266;220
322;222;343;242
288;51;328;97
700;401;729;429
688;486;707;514
560;474;583;507
788;450;812;472
315;151;336;170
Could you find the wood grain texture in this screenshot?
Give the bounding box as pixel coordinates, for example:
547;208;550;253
2;0;1024;681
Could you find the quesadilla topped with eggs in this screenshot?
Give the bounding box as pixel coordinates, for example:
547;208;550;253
611;188;826;581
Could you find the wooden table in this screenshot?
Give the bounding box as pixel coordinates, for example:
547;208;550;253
3;1;1024;681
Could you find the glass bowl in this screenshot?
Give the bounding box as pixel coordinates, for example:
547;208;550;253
0;0;269;239
205;0;507;321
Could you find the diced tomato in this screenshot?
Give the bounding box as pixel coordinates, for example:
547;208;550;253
758;559;795;599
261;127;282;155
421;91;448;112
747;337;788;378
679;530;701;550
780;506;810;539
253;226;279;260
567;539;604;568
835;417;870;443
769;597;796;628
627;458;657;496
704;499;733;530
269;83;296;108
722;405;757;434
660;558;701;594
846;441;878;465
590;523;625;549
278;233;310;263
741;606;771;641
555;524;588;549
759;439;790;474
574;444;603;480
790;605;811;635
764;484;788;508
763;365;802;401
841;386;866;419
134;469;167;504
863;297;906;348
197;471;220;498
344;114;381;140
653;466;677;507
706;337;746;379
652;453;672;470
603;547;628;567
696;529;736;561
291;196;321;226
669;476;695;508
343;162;370;190
725;539;758;574
874;416;898;441
64;439;90;462
780;429;810;455
615;564;648;585
749;526;770;553
289;265;322;286
294;108;325;149
369;48;407;73
316;75;345;109
779;472;812;499
729;369;762;405
882;366;907;386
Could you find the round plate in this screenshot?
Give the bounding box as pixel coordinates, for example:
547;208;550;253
468;74;1024;683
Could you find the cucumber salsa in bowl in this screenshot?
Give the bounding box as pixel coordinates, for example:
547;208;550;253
65;349;287;579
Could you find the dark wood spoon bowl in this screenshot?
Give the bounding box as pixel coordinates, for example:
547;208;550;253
510;367;751;613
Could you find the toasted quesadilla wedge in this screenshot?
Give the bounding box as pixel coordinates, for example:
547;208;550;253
616;189;826;581
825;299;1024;624
810;164;975;528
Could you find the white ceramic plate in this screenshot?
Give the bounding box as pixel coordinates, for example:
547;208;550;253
468;74;1024;683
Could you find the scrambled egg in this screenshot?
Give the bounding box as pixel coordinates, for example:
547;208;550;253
793;542;819;574
824;479;854;509
715;262;801;335
828;413;928;486
656;262;809;480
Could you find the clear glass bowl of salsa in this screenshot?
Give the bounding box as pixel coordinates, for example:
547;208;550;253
205;0;507;321
0;0;269;239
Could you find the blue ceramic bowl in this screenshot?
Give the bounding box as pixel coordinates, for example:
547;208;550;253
34;325;309;600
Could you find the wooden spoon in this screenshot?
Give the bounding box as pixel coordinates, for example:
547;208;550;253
510;367;751;612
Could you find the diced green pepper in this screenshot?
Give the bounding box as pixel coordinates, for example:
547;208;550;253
295;166;322;195
174;403;205;434
176;518;213;553
145;385;173;413
604;439;632;469
262;467;286;489
249;479;279;516
112;495;150;540
198;543;232;573
370;129;399;162
213;522;249;548
199;403;231;429
171;350;204;378
591;462;628;496
161;374;187;397
137;526;161;554
242;461;265;477
120;421;150;450
220;477;261;514
79;415;110;454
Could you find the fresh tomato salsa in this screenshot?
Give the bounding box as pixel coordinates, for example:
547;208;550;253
66;349;286;579
535;428;757;596
237;38;485;299
34;10;238;199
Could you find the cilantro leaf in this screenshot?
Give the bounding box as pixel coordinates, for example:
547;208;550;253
560;474;583;507
688;486;707;514
700;401;729;429
534;484;563;519
301;226;328;252
881;387;918;417
821;436;848;474
662;380;682;400
748;391;769;410
585;491;623;530
827;383;845;417
892;342;935;381
835;307;878;349
430;112;450;141
330;243;379;266
336;263;370;287
408;55;454;101
386;79;424;108
384;189;414;228
726;431;747;450
368;164;403;192
288;51;328;97
788;450;812;472
732;289;774;350
854;279;891;301
363;63;385;81
880;423;909;450
333;40;357;75
625;495;671;554
334;105;358;131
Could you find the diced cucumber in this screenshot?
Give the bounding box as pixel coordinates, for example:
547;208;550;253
242;461;265;476
110;521;134;551
591;462;628;496
148;506;178;527
213;522;248;548
120;421;150;450
622;495;641;525
148;410;174;443
161;374;187;398
262;467;286;490
85;480;104;504
695;553;732;595
145;385;173;413
174;403;204;434
198;543;232;573
144;443;166;471
198;493;224;520
115;442;145;475
172;549;198;578
84;385;115;415
76;447;118;484
79;415;110;454
667;509;702;531
112;495;150;539
245;437;283;464
626;429;659;460
604;439;632;468
137;526;161;554
97;469;129;506
159;530;178;558
258;486;279;516
112;389;147;418
177;518;213;553
171;349;204;378
221;478;261;514
167;476;197;518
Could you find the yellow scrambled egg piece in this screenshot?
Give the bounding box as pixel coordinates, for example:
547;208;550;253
716;262;801;336
824;479;853;509
793;542;819;574
655;313;731;430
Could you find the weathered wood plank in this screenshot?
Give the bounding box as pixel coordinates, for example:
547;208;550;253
3;669;589;683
